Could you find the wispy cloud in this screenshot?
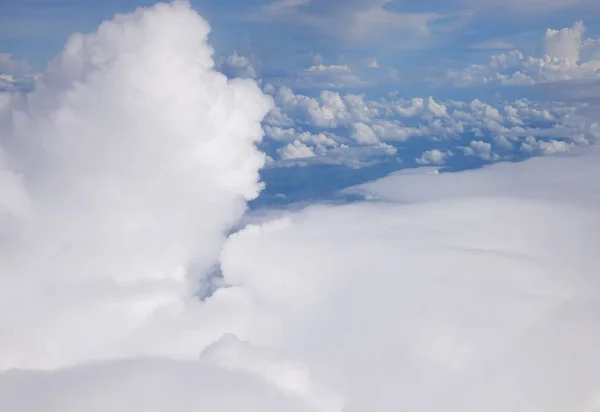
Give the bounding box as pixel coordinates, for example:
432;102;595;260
251;0;445;45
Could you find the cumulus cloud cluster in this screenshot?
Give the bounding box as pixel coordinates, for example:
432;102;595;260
261;84;590;167
1;2;600;412
450;21;600;86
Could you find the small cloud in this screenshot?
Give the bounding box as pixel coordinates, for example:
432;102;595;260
0;53;30;75
416;149;453;165
277;139;316;159
368;58;379;69
461;140;500;161
305;64;350;73
296;64;369;89
220;51;258;79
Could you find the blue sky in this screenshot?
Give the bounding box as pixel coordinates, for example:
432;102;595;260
3;0;600;77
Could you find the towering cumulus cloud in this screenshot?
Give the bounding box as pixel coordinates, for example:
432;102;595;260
0;1;272;368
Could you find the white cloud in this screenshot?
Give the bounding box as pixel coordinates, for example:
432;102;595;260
520;136;575;155
305;64;350;73
370;119;421;141
0;1;273;369
221;51;258;79
271;87;349;128
461;140;500;161
296;64;369;89
493;135;515;150
278;140;316;159
1;4;600;411
0;355;333;412
275;130;340;160
416;149;453;165
262;85;592;167
254;0;442;45
545;20;585;64
351;122;380;145
394;97;448;118
220;147;600;412
449;21;600;86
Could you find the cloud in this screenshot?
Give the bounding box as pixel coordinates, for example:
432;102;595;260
520;136;575;155
449;21;600;86
278;139;317;159
461;140;500;161
305;64;350;73
1;3;600;411
0;54;37;92
220;51;258;79
220;146;600;412
253;0;442;45
416;149;453;165
545;20;585;64
0;355;332;412
261;84;592;168
295;64;369;89
0;1;272;369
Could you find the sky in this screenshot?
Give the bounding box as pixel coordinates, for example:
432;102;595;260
1;1;600;411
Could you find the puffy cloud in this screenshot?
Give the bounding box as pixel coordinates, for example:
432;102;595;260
261;84;590;168
278;140;316;160
351;122;380;145
461;140;500;161
0;1;272;369
416;149;453;165
271;87;350;128
220;51;258;79
544;20;585;64
393;97;448;118
449;21;600;87
369;120;420;141
520;136;575;155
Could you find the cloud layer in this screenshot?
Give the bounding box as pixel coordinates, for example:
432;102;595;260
221;146;600;411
